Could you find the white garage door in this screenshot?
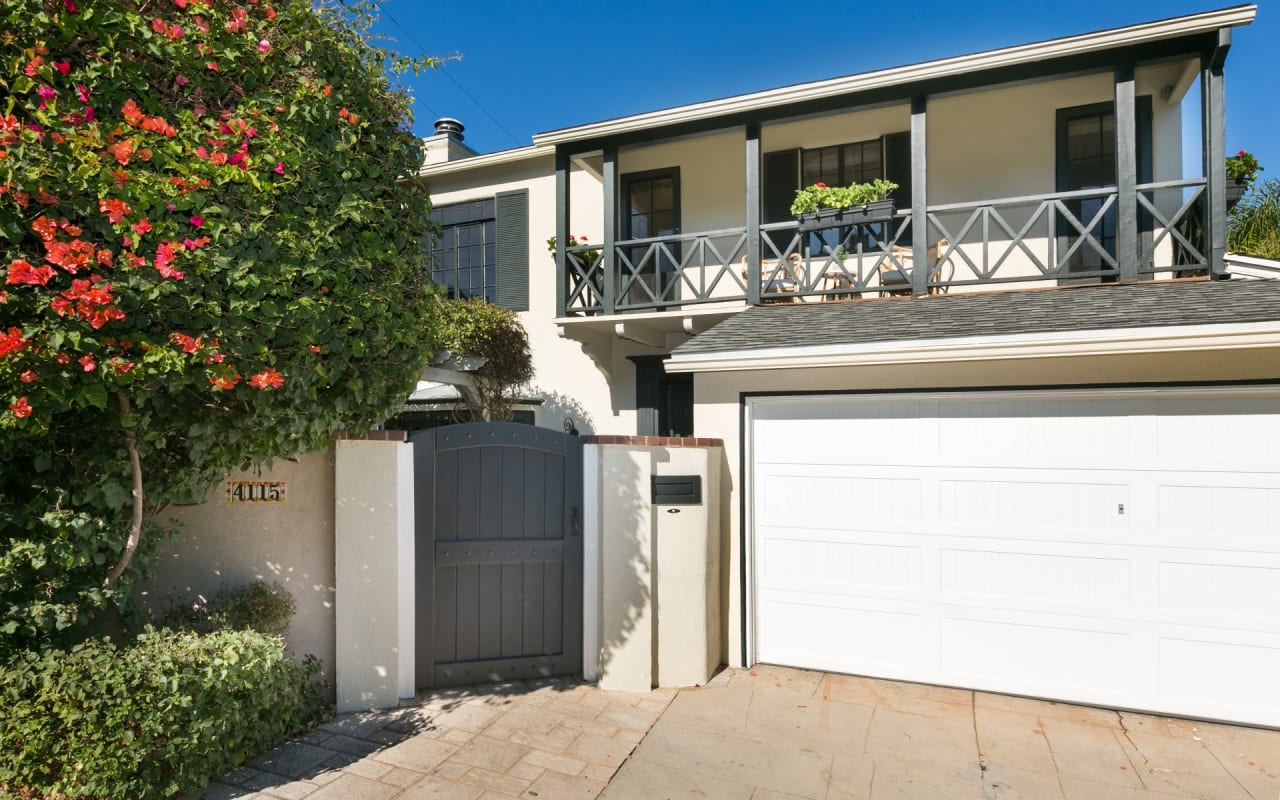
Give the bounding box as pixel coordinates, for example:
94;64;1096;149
749;387;1280;727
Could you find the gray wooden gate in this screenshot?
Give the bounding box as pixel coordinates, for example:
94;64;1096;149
411;422;583;689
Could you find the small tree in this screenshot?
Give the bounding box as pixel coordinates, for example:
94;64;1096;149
1228;179;1280;261
0;0;439;651
430;299;534;422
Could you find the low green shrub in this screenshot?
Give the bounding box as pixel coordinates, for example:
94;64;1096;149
160;579;297;637
0;628;329;799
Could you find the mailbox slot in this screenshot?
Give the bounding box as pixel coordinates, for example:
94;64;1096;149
651;475;702;505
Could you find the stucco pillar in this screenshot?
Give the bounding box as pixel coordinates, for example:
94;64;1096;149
334;435;415;712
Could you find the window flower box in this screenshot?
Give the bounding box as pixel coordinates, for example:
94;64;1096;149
791;179;898;231
796;199;897;231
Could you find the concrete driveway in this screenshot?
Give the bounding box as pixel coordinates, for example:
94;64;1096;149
209;666;1279;800
605;666;1280;800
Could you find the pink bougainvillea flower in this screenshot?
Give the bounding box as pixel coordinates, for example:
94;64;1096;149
63;0;77;13
79;354;96;372
54;62;71;76
76;84;90;103
37;85;57;110
20;370;39;384
206;61;219;72
151;17;167;33
257;39;271;53
174;0;187;7
175;74;189;86
274;161;285;175
153;241;184;280
248;368;285;390
226;7;248;32
113;360;134;374
189;214;204;227
9;397;31;419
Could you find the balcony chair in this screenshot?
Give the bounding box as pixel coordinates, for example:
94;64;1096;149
878;238;954;296
741;253;805;304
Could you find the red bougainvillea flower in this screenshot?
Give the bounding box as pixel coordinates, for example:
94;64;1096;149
51;278;126;329
9;397;31;419
79;353;96;372
131;218;152;236
814;182;827;188
323;84;332;96
5;259;56;286
209;367;241;390
248;368;284;390
54;61;70;76
0;327;30;358
19;370;38;383
99;197;132;223
171;331;202;354
153;241;184;280
308;344;321;353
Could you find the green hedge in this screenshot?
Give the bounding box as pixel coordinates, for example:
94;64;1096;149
0;628;329;799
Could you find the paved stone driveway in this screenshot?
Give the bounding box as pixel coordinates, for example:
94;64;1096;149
605;666;1280;800
208;666;1280;800
203;677;674;799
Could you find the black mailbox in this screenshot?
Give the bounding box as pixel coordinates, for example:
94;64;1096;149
651;475;702;505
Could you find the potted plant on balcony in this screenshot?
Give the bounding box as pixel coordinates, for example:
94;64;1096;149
790;178;899;231
1226;149;1262;210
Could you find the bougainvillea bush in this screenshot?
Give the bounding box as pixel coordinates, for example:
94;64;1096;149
0;0;438;653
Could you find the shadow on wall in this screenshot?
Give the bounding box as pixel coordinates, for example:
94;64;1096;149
595;447;662;689
535;389;597;435
135;449;338;692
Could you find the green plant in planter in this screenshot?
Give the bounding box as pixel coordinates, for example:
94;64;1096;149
1226;149;1263;185
790;179;899;215
546;234;601;265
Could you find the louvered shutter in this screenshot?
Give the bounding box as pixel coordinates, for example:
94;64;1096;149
494;189;529;311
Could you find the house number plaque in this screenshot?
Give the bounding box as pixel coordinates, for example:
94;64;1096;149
225;480;286;503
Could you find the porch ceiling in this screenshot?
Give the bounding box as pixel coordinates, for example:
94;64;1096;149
533;5;1255;149
667;279;1280;369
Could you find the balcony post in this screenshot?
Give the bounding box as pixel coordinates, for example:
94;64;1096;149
745;123;761;305
1202;30;1230;276
910;96;929;296
1115;64;1138;281
603;145;618;315
555;146;569;317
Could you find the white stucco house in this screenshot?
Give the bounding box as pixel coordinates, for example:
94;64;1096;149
416;5;1280;728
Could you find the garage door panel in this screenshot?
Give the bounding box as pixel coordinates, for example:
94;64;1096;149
940;478;1129;534
1157;484;1280;539
940;617;1132;695
1158;561;1280;619
751;387;1280;726
761;596;928;671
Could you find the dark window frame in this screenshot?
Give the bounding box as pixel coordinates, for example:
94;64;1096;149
629;355;693;437
428;198;498;302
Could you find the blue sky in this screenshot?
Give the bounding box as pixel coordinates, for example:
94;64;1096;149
370;1;1275;178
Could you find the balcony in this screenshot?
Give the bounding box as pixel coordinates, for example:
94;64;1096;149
559;178;1211;318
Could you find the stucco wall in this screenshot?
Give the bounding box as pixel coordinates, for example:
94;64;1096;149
691;347;1280;668
138;449;337;682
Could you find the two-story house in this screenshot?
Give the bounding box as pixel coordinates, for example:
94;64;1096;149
419;5;1280;727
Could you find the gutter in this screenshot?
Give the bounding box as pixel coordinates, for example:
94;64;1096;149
665;320;1280;373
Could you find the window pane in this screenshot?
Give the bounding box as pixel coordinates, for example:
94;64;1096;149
1068;116;1102;159
651;178;674;212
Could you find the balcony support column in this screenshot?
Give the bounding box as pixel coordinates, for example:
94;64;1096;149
745;123;761;306
1202;29;1230;276
910;96;929;296
1115;64;1138;281
555;146;570;317
603;145;618;315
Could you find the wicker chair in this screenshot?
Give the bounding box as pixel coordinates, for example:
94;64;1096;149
877;238;954;296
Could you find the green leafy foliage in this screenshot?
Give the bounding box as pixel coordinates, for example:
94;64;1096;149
0;0;440;651
1228;178;1280;260
430;298;533;422
160;579;297;637
0;628;329;799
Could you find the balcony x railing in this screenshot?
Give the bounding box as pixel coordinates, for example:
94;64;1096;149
559;180;1209;317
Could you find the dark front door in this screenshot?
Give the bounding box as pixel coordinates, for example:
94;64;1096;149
411;422;584;688
621;168;680;307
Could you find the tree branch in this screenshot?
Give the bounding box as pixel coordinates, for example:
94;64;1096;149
104;391;144;588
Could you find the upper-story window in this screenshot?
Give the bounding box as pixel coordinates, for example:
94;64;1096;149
801;138;883;188
429;199;497;303
427;191;529;311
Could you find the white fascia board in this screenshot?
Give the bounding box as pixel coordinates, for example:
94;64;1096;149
417;144;553;178
1225;253;1280;276
533;6;1255;147
665;320;1280;373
